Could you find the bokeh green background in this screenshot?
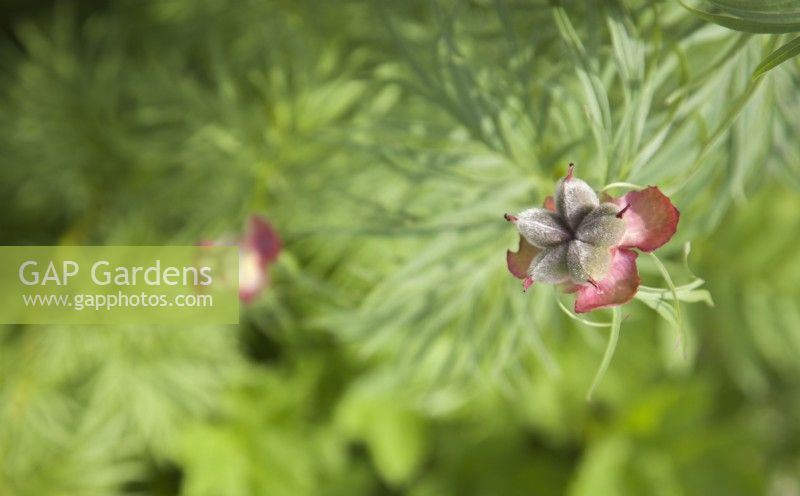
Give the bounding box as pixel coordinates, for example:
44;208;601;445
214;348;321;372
2;1;800;495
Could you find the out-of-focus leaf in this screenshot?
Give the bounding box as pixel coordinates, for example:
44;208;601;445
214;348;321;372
707;0;800;23
335;376;427;486
752;35;800;78
680;0;800;33
681;1;800;76
568;436;630;496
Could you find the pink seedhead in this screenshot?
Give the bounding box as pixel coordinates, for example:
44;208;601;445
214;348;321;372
505;164;679;313
202;215;282;304
239;216;281;303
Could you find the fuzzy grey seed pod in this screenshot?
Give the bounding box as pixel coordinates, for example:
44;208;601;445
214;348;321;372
555;176;600;229
528;243;570;284
576;203;626;247
567;240;612;283
515;208;572;248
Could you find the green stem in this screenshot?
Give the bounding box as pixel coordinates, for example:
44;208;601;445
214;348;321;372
649;252;687;359
586;306;622;402
555;295;612;329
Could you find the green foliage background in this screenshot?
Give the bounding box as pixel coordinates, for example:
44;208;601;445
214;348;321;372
1;0;800;494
